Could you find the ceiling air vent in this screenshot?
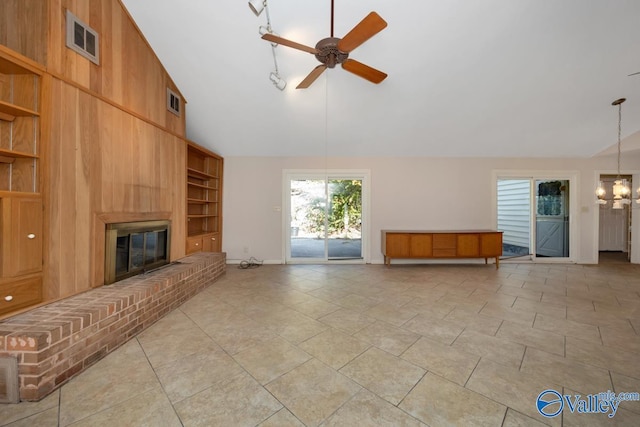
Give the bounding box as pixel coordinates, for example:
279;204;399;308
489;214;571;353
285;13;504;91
65;10;100;65
167;88;181;117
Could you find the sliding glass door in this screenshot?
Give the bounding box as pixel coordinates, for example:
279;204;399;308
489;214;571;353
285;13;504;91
286;171;368;263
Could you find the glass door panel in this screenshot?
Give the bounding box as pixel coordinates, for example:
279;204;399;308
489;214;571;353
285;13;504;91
327;179;363;260
290;179;327;259
535;180;570;258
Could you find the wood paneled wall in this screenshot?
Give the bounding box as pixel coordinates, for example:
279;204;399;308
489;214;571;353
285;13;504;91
44;78;186;299
0;0;185;136
1;1;193;300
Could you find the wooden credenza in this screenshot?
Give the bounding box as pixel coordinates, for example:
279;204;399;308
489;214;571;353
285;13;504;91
381;230;503;268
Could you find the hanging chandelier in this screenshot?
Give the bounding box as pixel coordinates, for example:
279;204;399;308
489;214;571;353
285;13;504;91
596;98;640;209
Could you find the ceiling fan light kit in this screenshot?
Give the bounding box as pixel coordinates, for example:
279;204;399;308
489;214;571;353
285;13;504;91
248;0;265;17
256;0;388;89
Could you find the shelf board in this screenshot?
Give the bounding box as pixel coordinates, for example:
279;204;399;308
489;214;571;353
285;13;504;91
187;167;218;180
187;214;218;219
187;181;217;190
187;198;219;204
0;148;38;160
0;100;39;119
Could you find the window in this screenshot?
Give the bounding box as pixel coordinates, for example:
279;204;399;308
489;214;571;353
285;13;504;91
65;10;100;65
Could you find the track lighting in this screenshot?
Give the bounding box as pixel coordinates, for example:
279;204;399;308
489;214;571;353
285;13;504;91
248;0;265;16
269;72;286;90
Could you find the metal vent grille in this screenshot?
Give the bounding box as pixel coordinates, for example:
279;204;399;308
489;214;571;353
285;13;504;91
65;10;100;65
167;88;181;116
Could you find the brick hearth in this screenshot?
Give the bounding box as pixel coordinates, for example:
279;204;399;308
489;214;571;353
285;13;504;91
0;252;226;402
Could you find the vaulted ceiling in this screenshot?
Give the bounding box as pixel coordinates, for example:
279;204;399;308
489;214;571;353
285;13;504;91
121;0;640;158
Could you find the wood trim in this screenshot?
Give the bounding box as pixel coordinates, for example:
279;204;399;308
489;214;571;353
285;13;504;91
46;71;187;142
96;211;173;224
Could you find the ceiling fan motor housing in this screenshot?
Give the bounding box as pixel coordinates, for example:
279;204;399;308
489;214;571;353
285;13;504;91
315;37;348;68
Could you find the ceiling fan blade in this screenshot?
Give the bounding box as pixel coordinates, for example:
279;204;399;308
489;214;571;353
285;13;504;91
261;34;319;54
337;12;387;53
341;59;387;84
296;65;327;89
629;71;640;76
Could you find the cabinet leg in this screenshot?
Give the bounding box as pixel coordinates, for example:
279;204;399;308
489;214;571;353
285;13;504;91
495;257;500;269
484;257;488;264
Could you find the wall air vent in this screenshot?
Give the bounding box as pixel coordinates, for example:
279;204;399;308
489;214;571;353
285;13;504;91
65;10;100;65
167;88;181;116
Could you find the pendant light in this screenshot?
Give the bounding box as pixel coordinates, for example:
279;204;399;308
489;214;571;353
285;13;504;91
597;98;636;209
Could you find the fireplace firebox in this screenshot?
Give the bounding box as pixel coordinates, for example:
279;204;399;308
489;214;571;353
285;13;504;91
105;220;171;284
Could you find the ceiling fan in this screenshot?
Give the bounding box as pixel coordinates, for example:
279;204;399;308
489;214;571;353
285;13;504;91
261;0;388;89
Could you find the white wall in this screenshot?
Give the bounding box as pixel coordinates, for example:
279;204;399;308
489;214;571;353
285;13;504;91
222;152;640;264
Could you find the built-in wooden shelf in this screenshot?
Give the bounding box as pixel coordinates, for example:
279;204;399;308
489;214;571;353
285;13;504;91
0;100;39;120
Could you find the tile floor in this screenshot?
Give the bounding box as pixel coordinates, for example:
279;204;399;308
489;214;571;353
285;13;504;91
2;260;640;426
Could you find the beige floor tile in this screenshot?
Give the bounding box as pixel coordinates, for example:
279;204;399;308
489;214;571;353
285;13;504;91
153;347;245;402
401;336;479;385
0;390;59;426
452;329;525;368
291;298;341;319
443;308;503;336
533;314;601;343
137;311;221;368
318;308;376;334
335;293;381;312
68;387;181;427
600;325;640;354
322;389;425;426
542;294;594;311
2;407;59;427
512;297;566;318
233;337;311;385
203;316;279;355
298;328;370;370
402;313;465;345
611;372;640;415
520;348;612;394
175;371;282;426
561;388;640;426
565;336;640;379
266;358;361;427
353;320;420;355
59;340;161;426
400;296;455;318
465;359;561;427
363;302;418;327
566;307;632;328
339;347;425;405
258;408;305;427
502;408;549;426
399;372;506;427
265;310;329;344
498;285;543;302
480;302;536;326
497;320;565;356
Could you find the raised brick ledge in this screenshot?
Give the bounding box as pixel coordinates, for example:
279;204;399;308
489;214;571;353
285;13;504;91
0;252;226;402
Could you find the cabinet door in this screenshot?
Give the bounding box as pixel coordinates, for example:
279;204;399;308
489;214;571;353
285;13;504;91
384;233;410;257
410;234;432;257
457;234;480;257
0;275;42;316
186;236;203;254
480;233;503;256
2;197;43;277
202;233;221;252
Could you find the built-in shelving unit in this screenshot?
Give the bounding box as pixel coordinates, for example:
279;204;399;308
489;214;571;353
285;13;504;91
0;47;43;316
186;141;223;254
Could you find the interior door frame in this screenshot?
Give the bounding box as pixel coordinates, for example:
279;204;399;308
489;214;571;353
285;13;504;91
593;170;640;264
492;170;579;263
283;169;371;264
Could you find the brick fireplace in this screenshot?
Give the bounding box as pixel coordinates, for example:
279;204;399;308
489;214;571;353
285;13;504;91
0;252;226;402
